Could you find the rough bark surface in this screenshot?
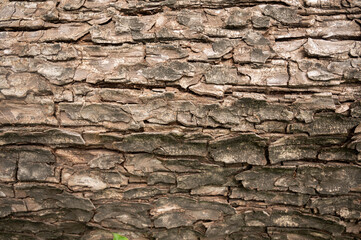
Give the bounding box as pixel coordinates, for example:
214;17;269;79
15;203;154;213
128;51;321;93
0;0;361;239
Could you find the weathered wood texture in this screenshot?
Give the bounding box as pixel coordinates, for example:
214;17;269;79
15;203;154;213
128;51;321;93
0;0;361;239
